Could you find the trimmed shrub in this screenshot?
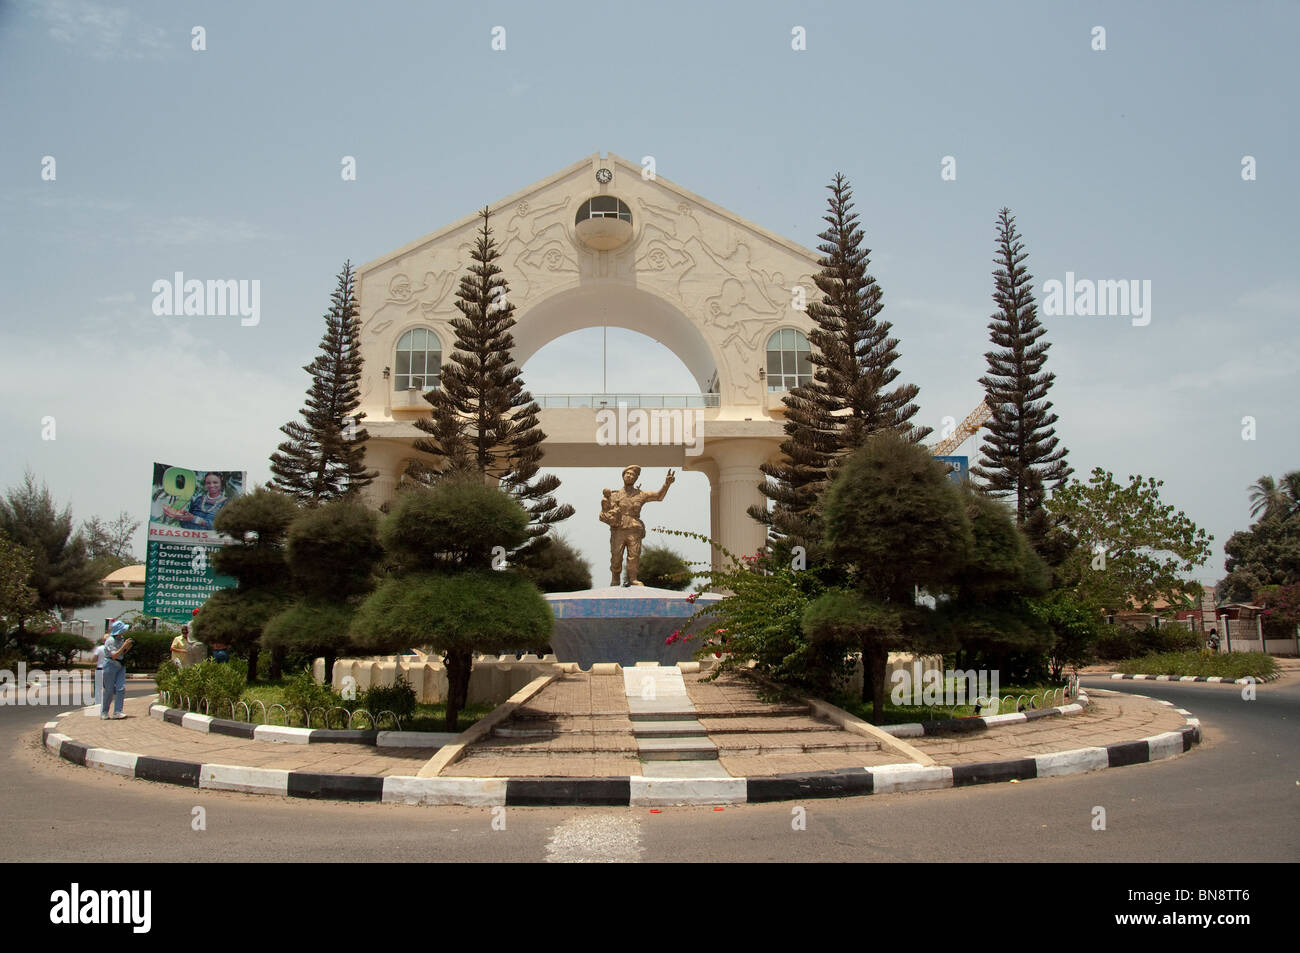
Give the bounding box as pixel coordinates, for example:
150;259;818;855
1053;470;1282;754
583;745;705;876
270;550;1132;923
123;629;175;672
1116;650;1277;680
638;545;692;590
281;666;345;715
33;631;94;668
261;602;357;669
351;570;553;656
170;658;247;716
517;535;592;592
362;675;417;721
285;501;382;598
154;660;179;697
380;476;530;570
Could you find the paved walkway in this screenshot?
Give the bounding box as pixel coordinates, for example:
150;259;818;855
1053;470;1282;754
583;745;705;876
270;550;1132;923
684;671;899;775
905;692;1188;764
453;672;640;778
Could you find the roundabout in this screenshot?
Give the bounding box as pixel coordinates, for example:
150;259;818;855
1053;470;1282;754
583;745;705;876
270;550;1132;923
36;668;1201;807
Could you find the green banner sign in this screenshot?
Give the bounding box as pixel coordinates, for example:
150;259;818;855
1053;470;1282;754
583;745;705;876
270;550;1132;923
143;462;245;622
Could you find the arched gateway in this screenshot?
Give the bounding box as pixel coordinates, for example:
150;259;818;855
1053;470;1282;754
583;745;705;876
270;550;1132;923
355;153;821;567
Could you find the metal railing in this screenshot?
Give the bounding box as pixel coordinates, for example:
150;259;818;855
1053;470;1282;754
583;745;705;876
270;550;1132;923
917;684;1076;722
157;691;402;730
533;393;720;409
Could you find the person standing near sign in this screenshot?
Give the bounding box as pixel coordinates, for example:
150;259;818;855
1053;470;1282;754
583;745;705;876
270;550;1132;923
90;633;108;705
170;626;189;666
101;620;134;719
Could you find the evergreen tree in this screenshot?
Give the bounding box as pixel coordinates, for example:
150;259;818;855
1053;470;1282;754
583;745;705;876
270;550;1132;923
517;534;593;593
0;471;100;655
971;209;1071;539
262;499;382;684
269;261;376;505
637;544;692;590
751;174;929;553
808;433;971;720
410;207;573;557
351;475;552;730
194;487;297;681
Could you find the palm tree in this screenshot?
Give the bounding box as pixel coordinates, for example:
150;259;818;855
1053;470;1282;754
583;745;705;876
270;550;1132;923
1248;475;1283;519
1248;472;1300;520
1280;470;1300;517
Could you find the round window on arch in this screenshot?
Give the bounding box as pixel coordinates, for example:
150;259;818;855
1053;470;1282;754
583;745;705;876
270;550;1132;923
394;328;442;391
575;196;632;225
574;196;633;251
766;329;812;391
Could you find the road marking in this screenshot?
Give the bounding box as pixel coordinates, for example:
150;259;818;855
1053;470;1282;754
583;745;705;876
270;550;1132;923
544;813;644;863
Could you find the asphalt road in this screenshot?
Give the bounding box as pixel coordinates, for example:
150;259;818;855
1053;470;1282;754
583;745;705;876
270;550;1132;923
3;677;1296;863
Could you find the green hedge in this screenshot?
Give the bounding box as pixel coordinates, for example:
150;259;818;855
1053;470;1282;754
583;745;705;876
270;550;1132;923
1115;650;1278;680
281;667;346;714
33;632;94;667
123;629;175;672
164;658;249;715
1095;624;1200;661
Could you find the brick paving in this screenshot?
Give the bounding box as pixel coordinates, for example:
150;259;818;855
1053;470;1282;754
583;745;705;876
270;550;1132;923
454;673;641;778
515;673;629;717
905;692;1190;764
50;679;1197;782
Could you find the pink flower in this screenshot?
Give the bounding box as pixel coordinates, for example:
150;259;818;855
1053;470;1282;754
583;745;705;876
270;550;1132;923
665;630;681;645
685;592;699;604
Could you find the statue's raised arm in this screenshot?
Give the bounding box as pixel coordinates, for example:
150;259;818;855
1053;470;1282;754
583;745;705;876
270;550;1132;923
644;468;676;503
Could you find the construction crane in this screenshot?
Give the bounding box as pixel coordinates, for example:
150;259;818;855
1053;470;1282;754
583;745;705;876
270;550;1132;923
930;400;992;456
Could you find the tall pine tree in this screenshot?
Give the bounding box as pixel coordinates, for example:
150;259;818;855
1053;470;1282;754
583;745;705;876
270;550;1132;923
269;261;376;505
410;207;573;557
971;209;1071;539
751;174;930;552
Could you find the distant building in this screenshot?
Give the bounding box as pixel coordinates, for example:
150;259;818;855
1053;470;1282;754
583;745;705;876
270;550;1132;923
100;564;146;601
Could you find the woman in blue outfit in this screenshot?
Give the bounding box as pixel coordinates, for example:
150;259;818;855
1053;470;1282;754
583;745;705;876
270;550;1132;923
101;620;134;719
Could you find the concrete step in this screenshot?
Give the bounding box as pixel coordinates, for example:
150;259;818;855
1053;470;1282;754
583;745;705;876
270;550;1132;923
473;741;637;755
493;725;631;739
637;737;719;761
691;705;811;718
631;720;708;738
700;718;834;735
512;710;629;723
639;761;734;779
715;739;880;755
627;699;698;719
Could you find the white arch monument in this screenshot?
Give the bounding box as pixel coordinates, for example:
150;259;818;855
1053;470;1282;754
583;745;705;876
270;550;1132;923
355;153;821;567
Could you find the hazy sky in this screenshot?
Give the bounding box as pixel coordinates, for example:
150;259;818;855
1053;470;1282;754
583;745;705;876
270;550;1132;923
2;0;1296;586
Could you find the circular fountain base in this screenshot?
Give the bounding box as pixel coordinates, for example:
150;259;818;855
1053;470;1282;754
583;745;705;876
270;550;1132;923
544;586;722;669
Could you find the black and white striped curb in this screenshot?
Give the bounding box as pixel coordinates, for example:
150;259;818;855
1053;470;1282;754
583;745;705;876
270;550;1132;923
41;695;1201;807
881;689;1091;738
1110;673;1281;685
146;703;456;749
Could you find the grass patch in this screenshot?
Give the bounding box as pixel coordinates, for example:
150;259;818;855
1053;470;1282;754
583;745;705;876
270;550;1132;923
829;683;1070;726
182;677;494;732
1115;651;1277;680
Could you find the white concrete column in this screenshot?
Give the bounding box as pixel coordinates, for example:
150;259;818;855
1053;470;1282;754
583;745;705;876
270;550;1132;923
686;459;722;572
708;439;774;567
362;440;406;509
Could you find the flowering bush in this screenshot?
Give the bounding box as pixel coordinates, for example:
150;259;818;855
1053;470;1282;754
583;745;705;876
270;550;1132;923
652;528;851;695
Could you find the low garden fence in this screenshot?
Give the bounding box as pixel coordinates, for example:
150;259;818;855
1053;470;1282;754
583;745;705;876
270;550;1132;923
916;681;1078;722
157;690;403;730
